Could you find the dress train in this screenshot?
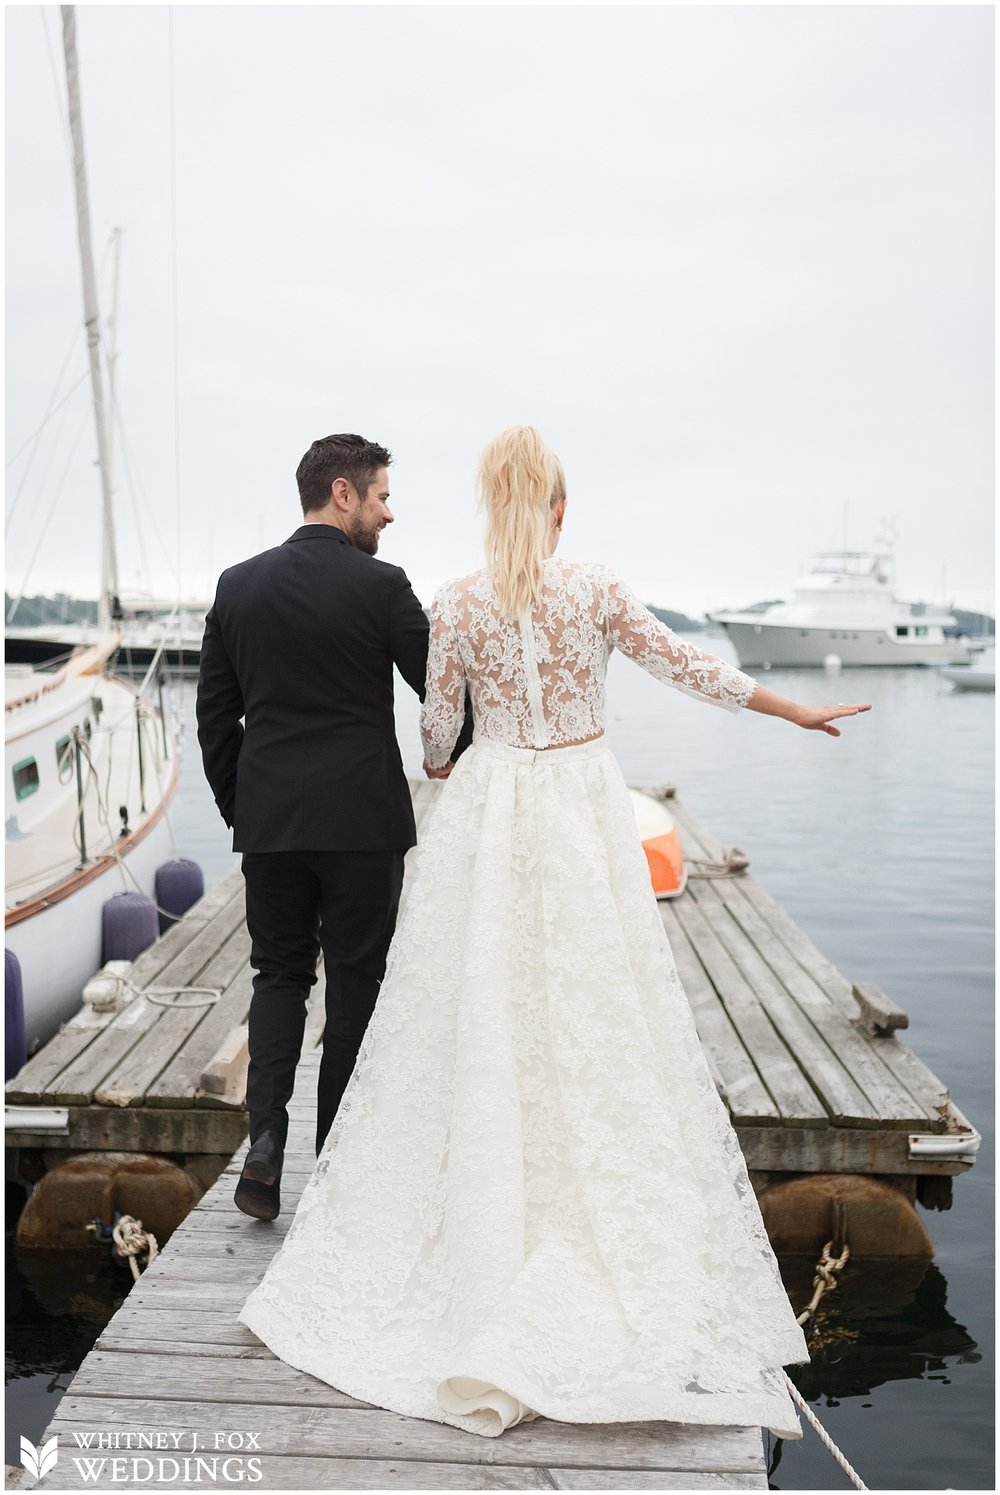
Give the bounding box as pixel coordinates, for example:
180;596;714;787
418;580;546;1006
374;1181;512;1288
238;736;810;1439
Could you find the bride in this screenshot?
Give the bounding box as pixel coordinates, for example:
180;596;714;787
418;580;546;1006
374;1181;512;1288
238;425;871;1441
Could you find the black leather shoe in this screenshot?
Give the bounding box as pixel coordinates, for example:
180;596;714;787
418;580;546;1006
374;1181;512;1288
234;1129;284;1220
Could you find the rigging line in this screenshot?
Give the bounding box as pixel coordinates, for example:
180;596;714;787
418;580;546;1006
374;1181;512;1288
5;333;83;530
6;361;81;554
168;8;181;609
97;327;153;593
6;230;117;495
111;386;181;588
92;316;179;590
6;403;92;624
138;704;180;859
4;369;92;474
113;403;152;593
168;6;186;716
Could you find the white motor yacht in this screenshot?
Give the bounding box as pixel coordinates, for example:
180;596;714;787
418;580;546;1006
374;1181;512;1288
709;550;972;669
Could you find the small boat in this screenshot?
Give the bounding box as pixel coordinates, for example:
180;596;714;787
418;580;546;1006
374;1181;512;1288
939;643;995;692
709;546;972;669
629;790;687;899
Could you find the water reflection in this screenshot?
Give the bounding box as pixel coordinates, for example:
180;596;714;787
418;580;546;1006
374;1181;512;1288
6;1184;127;1466
770;1256;983;1489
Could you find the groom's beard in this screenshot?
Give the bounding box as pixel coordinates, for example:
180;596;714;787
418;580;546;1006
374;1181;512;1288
346;512;383;556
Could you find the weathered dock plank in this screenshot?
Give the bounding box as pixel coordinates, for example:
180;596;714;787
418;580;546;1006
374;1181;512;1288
4;870;245;1104
668;798;951;1120
658;903;780;1125
27;1052;770;1491
3;1105;248;1154
6;870;246;1106
93;924;251;1107
671;800;940;1128
669;891;831;1125
32;1456;559;1491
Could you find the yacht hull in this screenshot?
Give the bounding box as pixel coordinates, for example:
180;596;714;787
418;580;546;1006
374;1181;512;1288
715;621;970;669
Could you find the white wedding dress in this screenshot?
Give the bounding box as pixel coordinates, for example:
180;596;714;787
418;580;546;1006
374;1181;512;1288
237;558;811;1439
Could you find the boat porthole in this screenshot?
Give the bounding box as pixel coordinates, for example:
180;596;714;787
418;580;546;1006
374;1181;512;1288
55;735;74;784
12;758;39;802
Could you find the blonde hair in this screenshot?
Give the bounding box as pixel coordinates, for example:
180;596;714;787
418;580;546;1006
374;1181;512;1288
478;426;566;616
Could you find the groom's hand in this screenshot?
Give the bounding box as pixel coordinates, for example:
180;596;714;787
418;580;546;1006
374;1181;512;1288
423;759;454;780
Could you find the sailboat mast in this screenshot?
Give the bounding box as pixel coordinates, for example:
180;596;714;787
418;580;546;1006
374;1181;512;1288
61;5;117;634
106;224;123;608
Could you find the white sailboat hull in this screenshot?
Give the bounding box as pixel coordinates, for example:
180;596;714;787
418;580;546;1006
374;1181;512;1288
6;799;178;1055
6;649;183;1058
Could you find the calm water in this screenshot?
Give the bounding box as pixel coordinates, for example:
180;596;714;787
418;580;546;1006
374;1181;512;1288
6;647;994;1490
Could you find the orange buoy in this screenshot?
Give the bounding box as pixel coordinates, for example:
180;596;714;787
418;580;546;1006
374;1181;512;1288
629;790;687;899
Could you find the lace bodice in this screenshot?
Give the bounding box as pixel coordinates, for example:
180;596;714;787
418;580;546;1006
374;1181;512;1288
420;558;758;768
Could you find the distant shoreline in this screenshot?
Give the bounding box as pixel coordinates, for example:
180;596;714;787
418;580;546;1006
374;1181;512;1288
4;591;995;640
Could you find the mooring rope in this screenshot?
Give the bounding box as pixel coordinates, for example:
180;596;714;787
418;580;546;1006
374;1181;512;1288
687;847;750;878
141;986;221;1009
783;1374;869;1491
86;1213;159;1281
795;1238;851;1329
646;785;750;877
784;1235;868;1490
111;1214;159;1280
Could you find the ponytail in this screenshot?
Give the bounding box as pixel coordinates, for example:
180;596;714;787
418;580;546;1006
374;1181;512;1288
477;426;566;616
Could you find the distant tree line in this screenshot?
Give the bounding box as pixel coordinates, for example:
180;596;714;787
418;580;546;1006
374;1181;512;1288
4;592;993;638
5;593;98;627
647;606;709;632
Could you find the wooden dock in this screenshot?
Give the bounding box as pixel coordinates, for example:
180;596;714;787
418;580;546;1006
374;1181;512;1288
7;776;982;1489
5;864;260;1154
6;780;979;1191
657;791;977;1186
25;1048;773;1491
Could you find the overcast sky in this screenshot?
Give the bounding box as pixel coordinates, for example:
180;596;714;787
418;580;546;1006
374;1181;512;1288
5;3;994;619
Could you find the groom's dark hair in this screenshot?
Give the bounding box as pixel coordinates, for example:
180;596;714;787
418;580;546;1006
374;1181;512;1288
296;433;393;515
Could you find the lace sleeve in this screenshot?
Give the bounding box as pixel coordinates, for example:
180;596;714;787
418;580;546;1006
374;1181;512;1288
419;585;467;768
603;571;758;713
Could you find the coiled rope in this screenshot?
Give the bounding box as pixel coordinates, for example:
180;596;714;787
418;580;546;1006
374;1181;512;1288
85;1213;158;1281
112;1214;159;1280
687;847;749;878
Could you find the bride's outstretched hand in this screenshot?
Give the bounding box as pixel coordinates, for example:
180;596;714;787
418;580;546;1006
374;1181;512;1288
793;702;872;736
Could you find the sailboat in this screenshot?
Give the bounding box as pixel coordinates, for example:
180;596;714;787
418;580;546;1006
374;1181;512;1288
5;7;183;1060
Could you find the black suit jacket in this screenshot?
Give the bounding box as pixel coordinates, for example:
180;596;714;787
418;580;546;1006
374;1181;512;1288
196;524;470;853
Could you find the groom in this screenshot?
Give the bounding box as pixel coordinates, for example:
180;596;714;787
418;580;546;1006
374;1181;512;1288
197;432;470;1219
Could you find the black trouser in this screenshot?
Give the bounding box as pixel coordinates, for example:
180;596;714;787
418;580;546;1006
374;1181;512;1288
241;848;405;1156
